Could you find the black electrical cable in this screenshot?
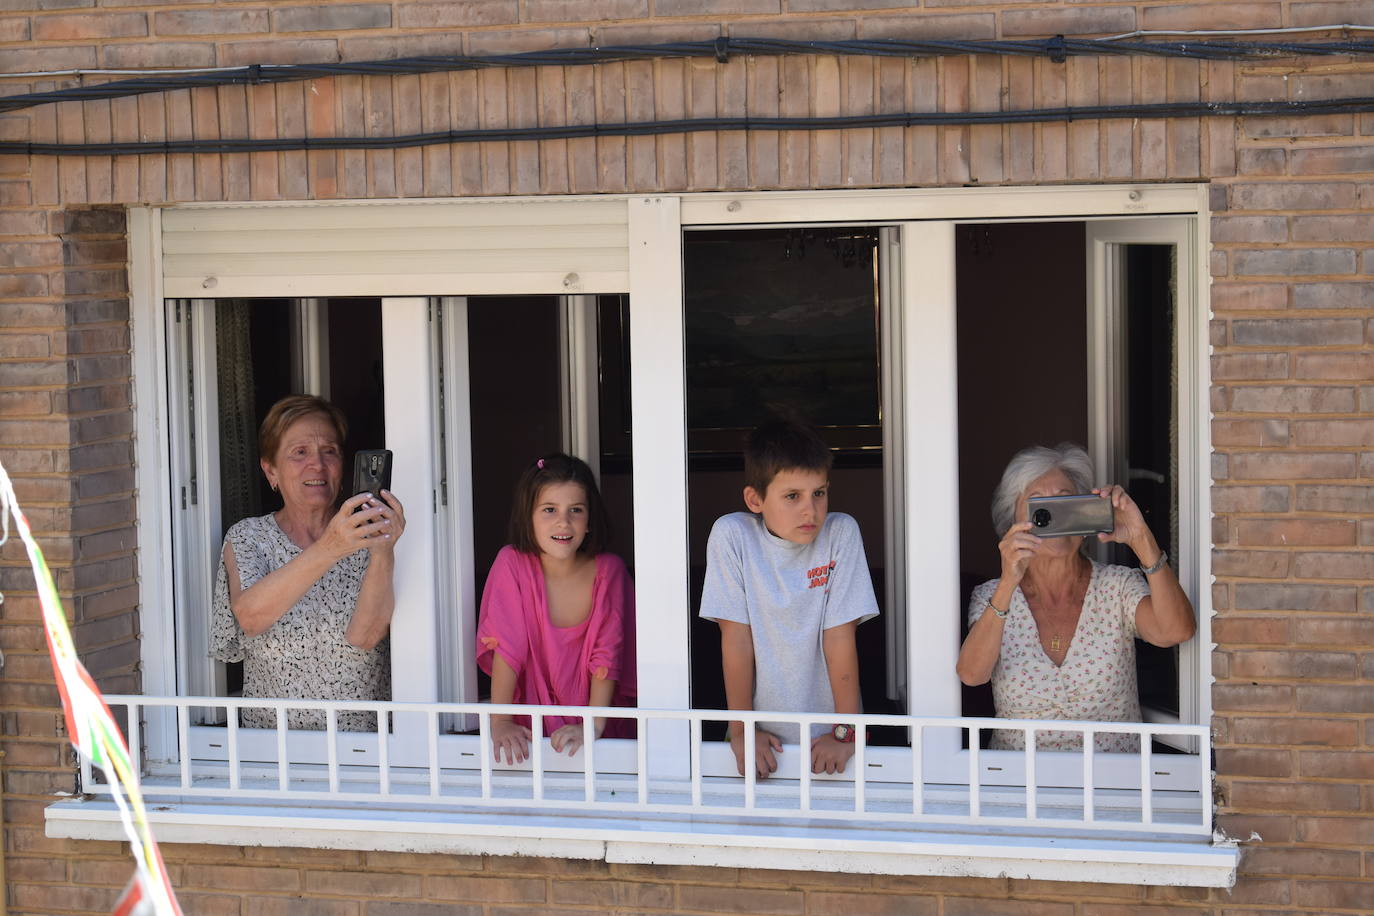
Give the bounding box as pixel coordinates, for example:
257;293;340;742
2;35;1373;115
7;96;1372;157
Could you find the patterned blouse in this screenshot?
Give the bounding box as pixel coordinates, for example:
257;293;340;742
211;514;390;731
968;561;1150;752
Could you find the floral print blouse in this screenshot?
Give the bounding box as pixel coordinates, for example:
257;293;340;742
968;561;1150;752
211;514;389;731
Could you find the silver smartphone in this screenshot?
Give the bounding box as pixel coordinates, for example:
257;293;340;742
1026;494;1114;538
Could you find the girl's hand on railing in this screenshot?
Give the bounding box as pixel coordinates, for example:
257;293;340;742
490;716;532;764
810;733;856;774
550;723;587;756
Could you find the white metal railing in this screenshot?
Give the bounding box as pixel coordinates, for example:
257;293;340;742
90;695;1214;839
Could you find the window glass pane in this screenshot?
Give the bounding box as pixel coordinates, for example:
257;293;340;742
682;228;897;746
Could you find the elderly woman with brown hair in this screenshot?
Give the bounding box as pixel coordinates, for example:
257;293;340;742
955;443;1195;752
211;395;406;730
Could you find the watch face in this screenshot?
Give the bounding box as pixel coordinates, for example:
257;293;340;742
832;724;852;741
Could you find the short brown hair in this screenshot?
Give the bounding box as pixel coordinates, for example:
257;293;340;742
744;420;833;497
258;395;349;463
507;453;610;556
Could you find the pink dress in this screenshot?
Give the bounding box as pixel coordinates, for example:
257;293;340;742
476;545;637;737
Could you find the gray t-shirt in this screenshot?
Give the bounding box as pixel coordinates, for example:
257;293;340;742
699;511;879;743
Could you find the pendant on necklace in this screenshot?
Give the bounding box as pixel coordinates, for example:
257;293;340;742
1050;635;1062;651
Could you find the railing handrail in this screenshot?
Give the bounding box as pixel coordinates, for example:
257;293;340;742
88;694;1214;840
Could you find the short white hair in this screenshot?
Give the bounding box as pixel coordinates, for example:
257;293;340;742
991;443;1095;535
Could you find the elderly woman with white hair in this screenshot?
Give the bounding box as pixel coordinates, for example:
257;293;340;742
955;443;1195;751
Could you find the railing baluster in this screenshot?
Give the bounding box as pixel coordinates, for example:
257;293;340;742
1024;729;1035;822
276;704;289;791
636;712;648;807
968;724;980;819
689;716;702;809
798;721;811;815
853;725;865;815
1139;730;1153;825
326;708;339;795
1200;730;1214;832
177;703;191;790
376;705;389;798
743;720;756;811
530;712;544;803
430;709;442;799
910;722;923;816
478;711;491;801
1082;727;1095;824
126;701;140;791
582;713;595;804
227;704;240;791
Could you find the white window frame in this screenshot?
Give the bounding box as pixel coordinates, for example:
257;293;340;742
123;185;1216;876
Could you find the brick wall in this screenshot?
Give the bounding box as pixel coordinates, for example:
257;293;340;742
1;1;1372;912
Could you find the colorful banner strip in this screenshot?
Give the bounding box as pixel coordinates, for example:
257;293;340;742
0;460;182;915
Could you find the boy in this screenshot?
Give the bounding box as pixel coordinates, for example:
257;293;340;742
699;421;880;779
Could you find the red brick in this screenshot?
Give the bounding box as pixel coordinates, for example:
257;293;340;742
860;12;995;39
1211;215;1287;244
1293;880;1374;911
425;876;544;903
1212;549;1289;578
1232;716;1358;746
678;884;803;914
153;9;269;35
946;900;1073;916
1231;318;1363;347
1244;847;1361;877
1233;248;1357;277
1001;6;1133;37
1213;683;1293;712
220;38;339;66
1229;386;1354;414
1297;685;1374;714
1237;147;1285;176
1293;282;1374;310
272;4;390;32
396;0;518;28
1302;750;1374;779
244;898;358;916
1293;419;1374;447
32;12;146;40
1214;748;1293;778
1289;147;1374;176
1231;650;1356;680
1294;616;1374;646
1231;181;1359;210
1231;780;1357;813
1211;485;1290;513
550;878;674;908
1234;582;1356;611
809;891;938;916
1230;452;1356;481
181;864;301;893
1293;550;1374;579
303;870;422;897
526;0;646;19
1216;419;1290;447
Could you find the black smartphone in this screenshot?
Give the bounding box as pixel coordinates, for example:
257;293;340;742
351;449;393;505
1026;494;1113;538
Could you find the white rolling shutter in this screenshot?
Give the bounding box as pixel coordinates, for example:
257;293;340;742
161;198;630;298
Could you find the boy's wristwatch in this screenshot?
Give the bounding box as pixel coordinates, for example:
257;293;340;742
832;723;856;743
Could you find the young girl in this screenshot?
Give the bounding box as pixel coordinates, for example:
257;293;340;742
476;453;637;763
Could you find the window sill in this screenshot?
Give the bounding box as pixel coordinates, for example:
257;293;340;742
47;796;1239;888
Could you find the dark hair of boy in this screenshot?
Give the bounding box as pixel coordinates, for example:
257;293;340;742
507;452;611;556
743;420;834;497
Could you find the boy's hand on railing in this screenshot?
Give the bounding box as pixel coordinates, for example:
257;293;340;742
810;734;855;775
490;716;532;764
730;726;782;779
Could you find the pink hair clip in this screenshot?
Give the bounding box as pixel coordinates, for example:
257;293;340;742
536;458;545;470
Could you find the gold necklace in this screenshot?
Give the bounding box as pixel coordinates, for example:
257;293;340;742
1030;562;1087;654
